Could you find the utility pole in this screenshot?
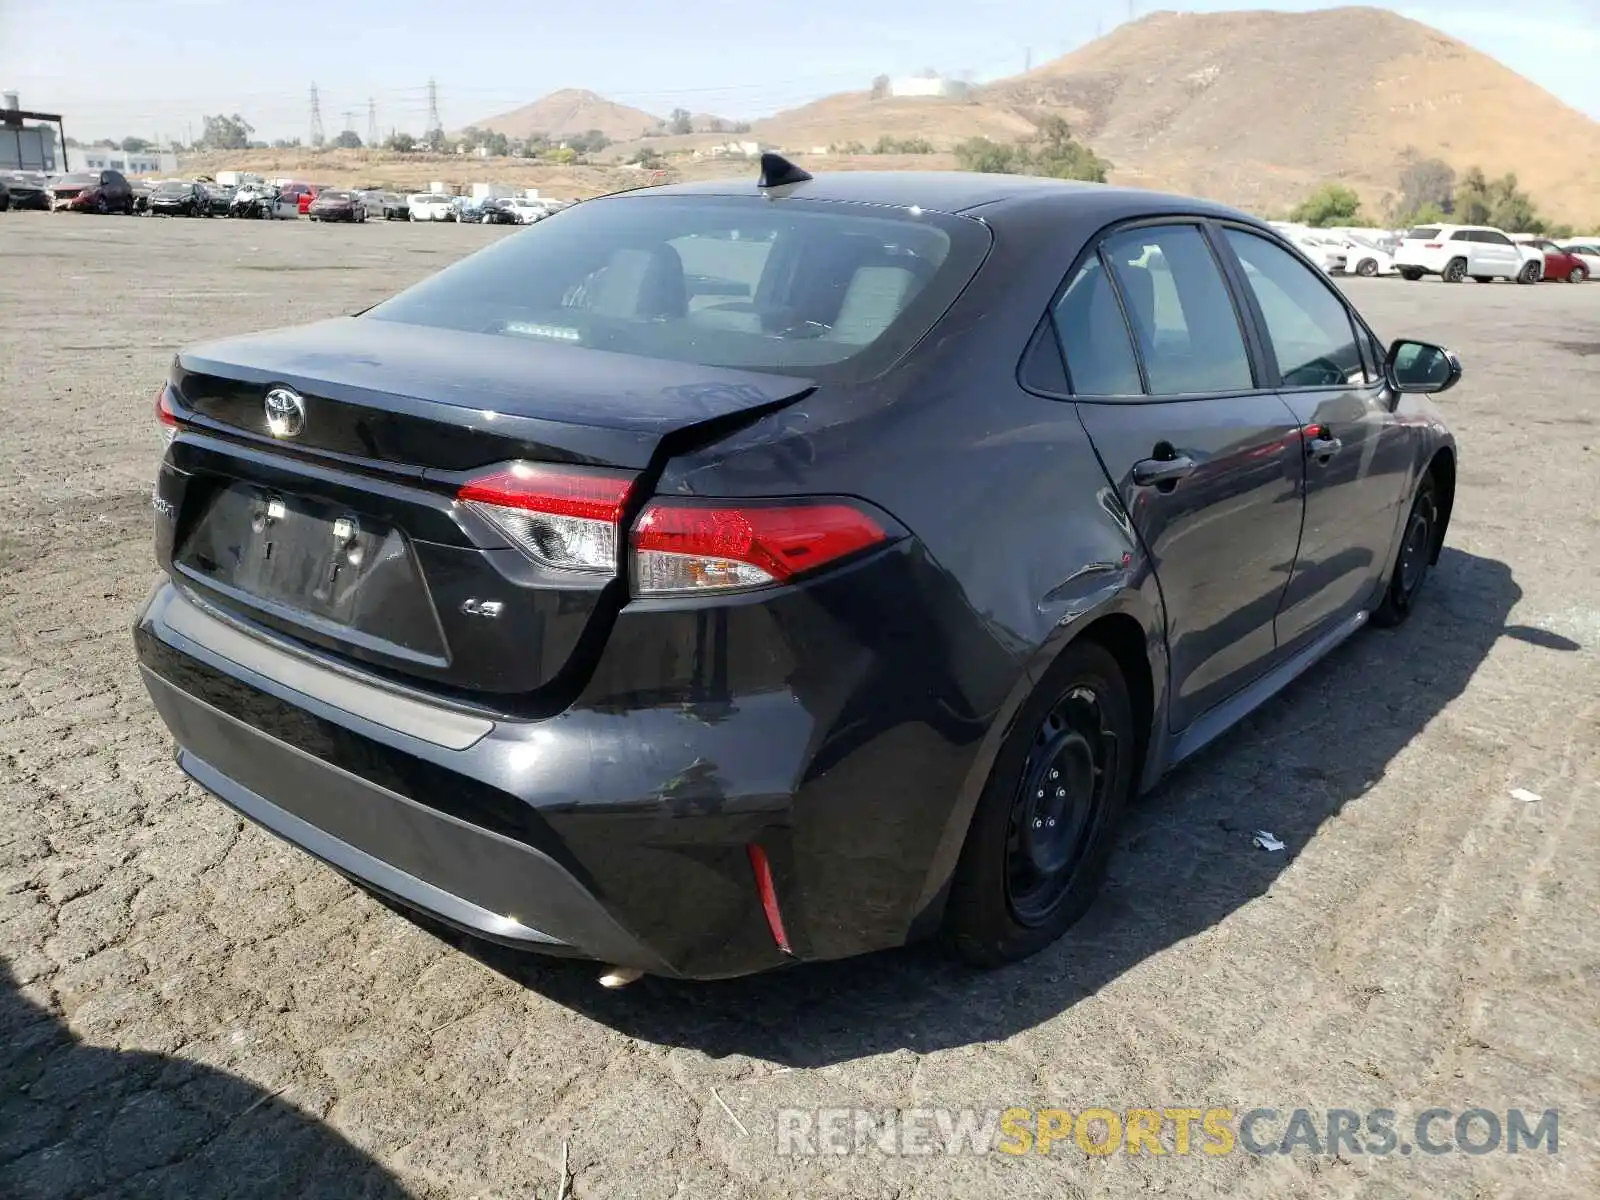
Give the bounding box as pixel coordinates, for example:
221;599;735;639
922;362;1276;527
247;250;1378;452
367;98;377;147
309;83;325;147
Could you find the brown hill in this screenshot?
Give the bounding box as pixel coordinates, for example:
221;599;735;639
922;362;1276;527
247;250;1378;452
470;88;661;141
982;5;1600;225
752;91;1036;152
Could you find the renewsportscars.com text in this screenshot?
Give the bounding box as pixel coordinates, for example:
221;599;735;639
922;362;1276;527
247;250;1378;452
776;1106;1558;1158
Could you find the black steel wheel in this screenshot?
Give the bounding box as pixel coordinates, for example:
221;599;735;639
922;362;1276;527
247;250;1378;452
1373;475;1439;627
943;640;1136;966
1004;684;1121;926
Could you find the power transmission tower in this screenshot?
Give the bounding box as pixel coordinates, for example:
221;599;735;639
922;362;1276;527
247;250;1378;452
309;83;325;146
427;78;441;136
1127;0;1136;21
367;98;377;147
342;109;356;139
1024;46;1033;72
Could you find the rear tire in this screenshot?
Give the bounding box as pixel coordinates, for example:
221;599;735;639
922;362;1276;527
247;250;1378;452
1442;257;1467;283
1373;475;1439;628
1517;261;1541;285
1356;258;1379;277
942;640;1135;967
1399;268;1424;281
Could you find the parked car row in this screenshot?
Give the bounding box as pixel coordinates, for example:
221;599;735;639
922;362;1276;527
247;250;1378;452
1393;224;1594;283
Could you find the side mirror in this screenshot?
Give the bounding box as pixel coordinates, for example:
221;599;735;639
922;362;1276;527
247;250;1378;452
1386;339;1462;395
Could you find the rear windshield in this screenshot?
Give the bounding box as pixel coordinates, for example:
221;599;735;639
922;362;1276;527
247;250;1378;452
54;173;96;186
367;193;990;382
155;182;191;195
1405;227;1441;240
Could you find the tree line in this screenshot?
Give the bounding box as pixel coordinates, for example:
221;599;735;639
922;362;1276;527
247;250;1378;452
1286;154;1585;237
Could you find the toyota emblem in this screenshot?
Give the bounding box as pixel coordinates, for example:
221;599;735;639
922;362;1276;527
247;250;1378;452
264;387;306;438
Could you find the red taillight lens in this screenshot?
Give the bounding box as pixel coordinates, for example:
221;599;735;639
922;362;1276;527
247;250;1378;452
456;462;633;575
1423;242;1443;249
156;386;179;433
631;500;888;595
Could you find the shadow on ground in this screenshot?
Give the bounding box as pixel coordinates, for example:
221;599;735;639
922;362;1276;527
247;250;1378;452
0;961;412;1200
435;548;1579;1067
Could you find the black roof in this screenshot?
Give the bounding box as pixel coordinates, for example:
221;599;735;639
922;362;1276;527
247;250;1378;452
635;170;1253;223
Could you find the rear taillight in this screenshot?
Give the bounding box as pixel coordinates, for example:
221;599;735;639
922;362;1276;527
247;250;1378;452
156;386;179;439
457;462;633;575
1424;242;1443;249
631;500;888;596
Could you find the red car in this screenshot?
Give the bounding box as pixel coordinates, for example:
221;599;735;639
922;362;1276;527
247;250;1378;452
47;169;134;214
1521;238;1589;283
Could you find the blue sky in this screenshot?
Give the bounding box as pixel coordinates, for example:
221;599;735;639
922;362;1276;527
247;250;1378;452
2;0;1596;143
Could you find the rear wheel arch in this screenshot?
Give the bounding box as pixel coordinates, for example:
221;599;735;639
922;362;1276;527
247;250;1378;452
1074;612;1155;787
909;594;1164;940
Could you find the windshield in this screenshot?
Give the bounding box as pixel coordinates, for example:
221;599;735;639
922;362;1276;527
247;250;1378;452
318;190;352;201
54;173;96;187
367;193;990;382
155;182;190;195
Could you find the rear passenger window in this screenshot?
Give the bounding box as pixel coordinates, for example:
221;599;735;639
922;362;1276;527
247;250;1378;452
1225;229;1365;388
1101;225;1253;395
1052;257;1142;396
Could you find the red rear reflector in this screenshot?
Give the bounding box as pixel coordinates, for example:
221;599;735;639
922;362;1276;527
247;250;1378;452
632;501;887;595
747;844;792;955
456;462;634;575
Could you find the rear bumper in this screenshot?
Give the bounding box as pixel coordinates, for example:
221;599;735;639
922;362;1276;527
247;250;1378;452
136;557;993;977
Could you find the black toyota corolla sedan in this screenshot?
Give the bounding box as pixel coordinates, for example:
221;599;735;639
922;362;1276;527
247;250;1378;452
136;161;1461;981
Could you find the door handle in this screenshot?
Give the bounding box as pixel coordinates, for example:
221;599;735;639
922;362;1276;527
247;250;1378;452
1132;454;1197;487
1303;424;1343;461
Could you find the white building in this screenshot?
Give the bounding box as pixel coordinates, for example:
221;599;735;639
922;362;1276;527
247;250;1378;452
69;143;178;176
888;75;963;99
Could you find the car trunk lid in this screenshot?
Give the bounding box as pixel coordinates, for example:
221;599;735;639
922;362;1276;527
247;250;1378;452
162;317;813;701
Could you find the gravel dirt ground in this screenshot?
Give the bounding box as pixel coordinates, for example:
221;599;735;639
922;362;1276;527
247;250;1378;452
1;211;1596;1200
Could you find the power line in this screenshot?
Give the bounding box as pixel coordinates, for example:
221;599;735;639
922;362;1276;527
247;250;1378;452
308;82;324;147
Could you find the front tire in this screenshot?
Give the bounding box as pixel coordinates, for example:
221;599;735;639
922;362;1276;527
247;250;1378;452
1373;476;1439;628
1569;265;1587;284
942;641;1135;967
1356;258;1379;278
1442;257;1467;283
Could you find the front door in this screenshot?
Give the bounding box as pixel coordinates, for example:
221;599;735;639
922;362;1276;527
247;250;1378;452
1218;227;1413;646
1055;222;1306;732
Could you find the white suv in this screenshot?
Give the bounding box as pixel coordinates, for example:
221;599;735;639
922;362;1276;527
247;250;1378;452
1394;224;1541;284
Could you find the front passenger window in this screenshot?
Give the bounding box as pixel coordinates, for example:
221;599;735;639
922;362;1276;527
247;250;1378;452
1224;229;1365;388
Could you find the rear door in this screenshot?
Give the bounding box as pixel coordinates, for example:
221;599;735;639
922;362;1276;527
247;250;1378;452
1057;221;1306;731
1217;226;1413;648
1480;229;1523;277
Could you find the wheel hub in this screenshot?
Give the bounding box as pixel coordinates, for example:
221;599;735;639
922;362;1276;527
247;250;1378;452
1005;685;1117;926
